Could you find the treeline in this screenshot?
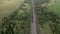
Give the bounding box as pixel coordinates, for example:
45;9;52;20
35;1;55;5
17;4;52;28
35;0;60;34
0;1;30;34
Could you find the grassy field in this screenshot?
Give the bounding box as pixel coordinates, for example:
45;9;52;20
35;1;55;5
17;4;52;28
48;0;60;15
0;0;24;21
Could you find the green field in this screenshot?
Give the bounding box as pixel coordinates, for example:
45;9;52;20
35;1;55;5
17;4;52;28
48;0;60;15
0;0;24;21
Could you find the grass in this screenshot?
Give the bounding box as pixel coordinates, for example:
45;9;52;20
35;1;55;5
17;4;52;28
48;0;60;15
0;0;24;21
0;2;30;34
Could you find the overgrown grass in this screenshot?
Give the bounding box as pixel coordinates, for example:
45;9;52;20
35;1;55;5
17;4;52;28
0;0;24;21
48;0;60;15
0;1;30;34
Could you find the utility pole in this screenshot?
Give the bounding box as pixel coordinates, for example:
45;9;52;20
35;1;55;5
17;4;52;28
30;0;37;34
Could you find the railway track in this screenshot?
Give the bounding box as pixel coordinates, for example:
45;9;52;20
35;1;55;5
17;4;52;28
30;0;37;34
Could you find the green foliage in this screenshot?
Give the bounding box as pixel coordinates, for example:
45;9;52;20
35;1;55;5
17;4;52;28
35;0;50;4
1;1;30;34
35;0;60;34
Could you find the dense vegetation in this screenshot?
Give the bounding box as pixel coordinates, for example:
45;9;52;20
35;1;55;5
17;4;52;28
0;0;60;34
1;1;30;34
35;0;60;34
